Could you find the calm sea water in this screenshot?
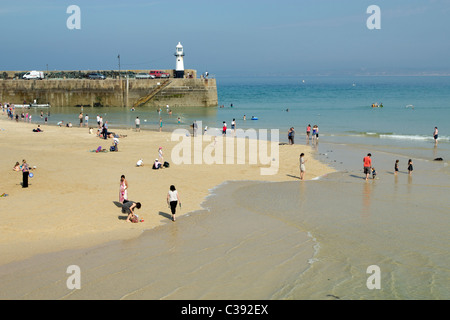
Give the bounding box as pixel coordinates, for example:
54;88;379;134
23;75;450;160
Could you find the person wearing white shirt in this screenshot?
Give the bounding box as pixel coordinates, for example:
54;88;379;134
135;117;141;132
167;185;181;221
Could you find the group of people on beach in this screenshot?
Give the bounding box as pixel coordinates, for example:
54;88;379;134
119;175;181;223
306;124;319;142
364;153;414;181
222;119;237;136
12;159;35;188
78;112;90;127
2;103;51;124
288;124;319;145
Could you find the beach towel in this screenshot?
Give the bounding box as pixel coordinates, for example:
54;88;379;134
89;146;108;153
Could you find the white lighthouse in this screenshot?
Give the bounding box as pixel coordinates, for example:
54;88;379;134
174;42;185;78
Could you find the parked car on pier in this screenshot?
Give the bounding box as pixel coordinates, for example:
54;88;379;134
135;72;155;79
23;71;44;80
88;73;106;80
149;70;170;78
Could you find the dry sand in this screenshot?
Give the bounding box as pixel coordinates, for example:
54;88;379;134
0;115;334;266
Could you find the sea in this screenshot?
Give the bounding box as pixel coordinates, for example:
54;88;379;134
1;76;449;300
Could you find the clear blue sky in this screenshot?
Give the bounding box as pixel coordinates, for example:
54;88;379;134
1;0;449;76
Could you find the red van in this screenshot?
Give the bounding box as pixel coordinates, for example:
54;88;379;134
149;70;170;78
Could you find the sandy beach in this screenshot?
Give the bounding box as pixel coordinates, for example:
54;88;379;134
0;114;334;266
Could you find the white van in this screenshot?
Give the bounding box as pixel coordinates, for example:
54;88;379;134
23;71;44;80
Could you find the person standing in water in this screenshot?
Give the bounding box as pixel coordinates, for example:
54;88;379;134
135;116;140;132
433;127;438;145
363;153;372;181
167;185;182;222
408;159;414;176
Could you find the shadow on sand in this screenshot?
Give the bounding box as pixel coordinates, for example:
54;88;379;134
159;211;172;221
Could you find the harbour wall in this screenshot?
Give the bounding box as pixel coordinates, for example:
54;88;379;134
0;73;217;108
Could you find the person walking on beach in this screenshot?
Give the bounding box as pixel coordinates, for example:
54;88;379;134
395;160;399;176
85;114;89;127
22;159;30;188
300;153;307;180
79;112;83;127
433;127;438;145
363;153;372;181
408;159;413;176
119;175;128;203
231;118;236;135
159;117;163;132
167;185;181;222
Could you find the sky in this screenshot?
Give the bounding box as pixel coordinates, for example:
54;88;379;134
1;0;450;76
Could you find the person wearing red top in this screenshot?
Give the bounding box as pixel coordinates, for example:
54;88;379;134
363;153;372;181
222;121;227;136
306;124;311;140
